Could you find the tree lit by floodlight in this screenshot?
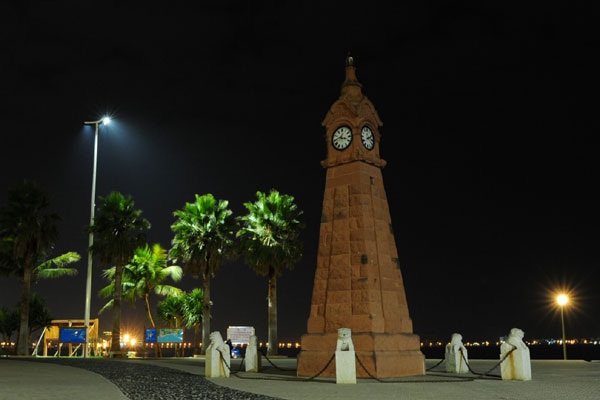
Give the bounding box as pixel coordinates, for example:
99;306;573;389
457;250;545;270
103;116;110;125
557;294;568;306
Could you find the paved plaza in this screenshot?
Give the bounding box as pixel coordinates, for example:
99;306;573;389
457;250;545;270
1;357;599;399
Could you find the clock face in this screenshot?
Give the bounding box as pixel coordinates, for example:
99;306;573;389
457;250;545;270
361;126;375;150
331;126;353;151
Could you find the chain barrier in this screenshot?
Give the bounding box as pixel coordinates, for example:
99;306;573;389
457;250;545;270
459;346;517;379
216;349;336;383
355;353;474;383
259;350;296;372
216;348;516;384
425;358;445;371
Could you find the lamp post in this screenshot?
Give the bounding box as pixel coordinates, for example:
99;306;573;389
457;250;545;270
557;294;568;360
82;116;110;358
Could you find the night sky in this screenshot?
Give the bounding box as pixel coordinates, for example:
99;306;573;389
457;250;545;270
1;2;598;344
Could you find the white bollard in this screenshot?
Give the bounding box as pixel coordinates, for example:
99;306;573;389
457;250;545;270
445;333;469;373
205;331;231;378
500;328;532;381
335;328;356;384
245;335;261;372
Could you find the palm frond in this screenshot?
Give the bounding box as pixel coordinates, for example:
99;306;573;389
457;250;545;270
98;298;114;315
36;267;78;279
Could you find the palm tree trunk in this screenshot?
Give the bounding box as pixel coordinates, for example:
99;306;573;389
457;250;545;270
17;257;32;356
111;261;123;355
144;294;161;358
194;324;200;355
267;267;278;356
201;271;211;355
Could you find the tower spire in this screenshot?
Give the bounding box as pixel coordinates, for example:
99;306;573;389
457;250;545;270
342;52;362;99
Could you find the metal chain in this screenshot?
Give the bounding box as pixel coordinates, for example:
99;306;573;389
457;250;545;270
459;346;517;379
426;358;445;371
355;353;474;383
216;350;336;383
259;350;296;372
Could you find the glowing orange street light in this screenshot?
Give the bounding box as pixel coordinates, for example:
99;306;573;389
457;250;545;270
557;294;568;360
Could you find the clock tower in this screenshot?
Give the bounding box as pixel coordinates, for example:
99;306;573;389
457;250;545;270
297;55;425;378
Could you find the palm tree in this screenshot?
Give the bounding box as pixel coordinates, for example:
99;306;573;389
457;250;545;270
237;190;304;355
181;288;204;355
157;295;185;356
99;243;182;357
88;192;150;355
170;194;236;354
0;180;59;355
0;306;19;352
27;294;53;345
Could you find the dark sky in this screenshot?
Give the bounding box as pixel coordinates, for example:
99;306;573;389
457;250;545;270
1;2;598;343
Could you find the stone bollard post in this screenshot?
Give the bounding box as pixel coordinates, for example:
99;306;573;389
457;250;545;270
245;335;261;372
205;331;231;378
500;328;531;381
335;328;356;384
445;333;469;373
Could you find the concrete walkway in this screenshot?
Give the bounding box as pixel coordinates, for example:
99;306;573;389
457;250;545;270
0;358;128;400
2;357;599;399
132;358;600;400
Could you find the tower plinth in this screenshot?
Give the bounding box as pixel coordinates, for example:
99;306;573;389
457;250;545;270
297;55;425;378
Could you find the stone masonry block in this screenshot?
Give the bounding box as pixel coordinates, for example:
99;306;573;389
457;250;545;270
327;290;351;304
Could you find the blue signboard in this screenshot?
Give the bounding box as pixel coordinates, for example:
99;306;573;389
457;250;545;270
157;328;183;343
59;327;86;343
145;328;157;343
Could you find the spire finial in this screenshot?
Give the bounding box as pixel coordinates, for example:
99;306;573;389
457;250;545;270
342;52;362;96
345;51;355;67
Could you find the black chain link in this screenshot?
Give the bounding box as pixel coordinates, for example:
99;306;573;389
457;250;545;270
355;353;474;383
459;346;517;379
259;350;296;372
425;358;445;371
216;349;336;382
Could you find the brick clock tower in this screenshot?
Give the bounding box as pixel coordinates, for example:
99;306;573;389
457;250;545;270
297;56;425;378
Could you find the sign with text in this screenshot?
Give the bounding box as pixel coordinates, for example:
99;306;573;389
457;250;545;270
157;328;184;343
145;328;157;343
227;326;255;345
59;327;86;343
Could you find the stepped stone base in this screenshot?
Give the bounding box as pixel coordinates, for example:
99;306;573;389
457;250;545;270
297;332;425;378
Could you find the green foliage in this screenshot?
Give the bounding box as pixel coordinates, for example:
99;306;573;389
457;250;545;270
127;244;182;299
97;244;182;319
0;306;19;341
181;288;204;328
157;295;184;328
170;194;236;279
34;252;79;281
27;293;52;334
237;190;305;276
0;180;59;267
88;192;150;267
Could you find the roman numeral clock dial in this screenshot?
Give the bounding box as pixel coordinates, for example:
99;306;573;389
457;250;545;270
332;126;352;150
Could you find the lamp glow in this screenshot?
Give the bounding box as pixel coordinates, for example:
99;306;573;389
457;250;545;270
102;116;110;125
123;334;130;344
557;294;568;306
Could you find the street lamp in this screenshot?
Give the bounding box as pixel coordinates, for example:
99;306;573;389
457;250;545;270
82;116;110;358
557;294;568;360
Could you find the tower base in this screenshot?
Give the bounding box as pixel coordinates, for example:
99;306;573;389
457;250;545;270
297;332;425;378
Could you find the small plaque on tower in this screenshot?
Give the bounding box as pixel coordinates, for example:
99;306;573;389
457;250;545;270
297;55;425;378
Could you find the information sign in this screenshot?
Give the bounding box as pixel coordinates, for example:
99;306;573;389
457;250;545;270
157;328;183;343
227;326;255;345
145;328;157;343
59;327;86;343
